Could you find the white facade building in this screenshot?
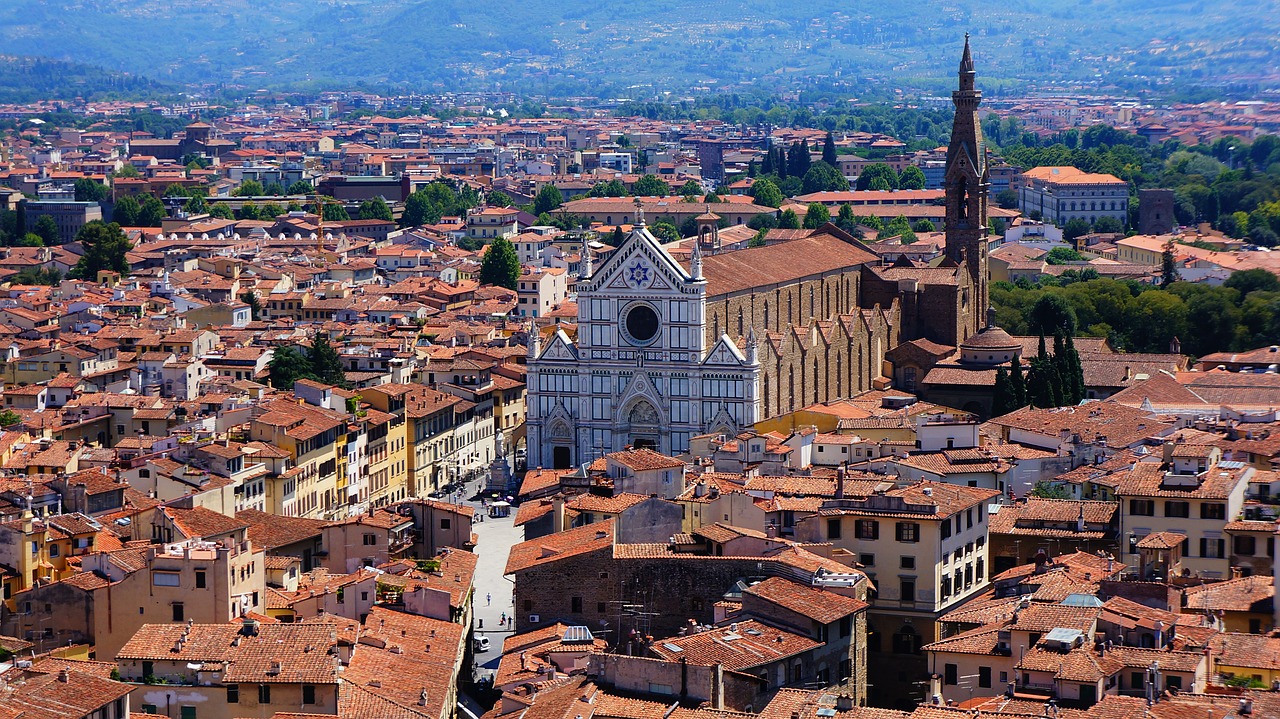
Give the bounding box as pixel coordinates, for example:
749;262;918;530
526;221;760;469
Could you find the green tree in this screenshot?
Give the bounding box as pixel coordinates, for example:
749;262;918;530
487;191;513;208
836;204;858;233
237;204;262;221
991;367;1016;417
1045;247;1084;264
650;220;680;243
259;202;283;220
822;132;838;166
480;236;521;290
309;333;347;387
587;180;627;198
112;195;141;226
1062;218;1091;243
1030;294;1078;336
1093;216;1125;234
703;192;722;204
235;179;264;197
1161;241;1180;288
240;290;263;321
137;196;166;227
786;141;811;177
74;178;109;203
1010;354;1028;407
995;189;1020;209
69;221;132;279
18;233;44;247
111;164;140;179
678;180;702;197
801;161;849;194
778;209;801;230
912;219;936;233
855;163;898;191
357;197;393;221
1225;268;1280;297
267;345;316;390
803;203;830;229
1030;482;1073;499
163;183;189;198
287;180;314;195
322;203;350;221
183;193;208;215
32;215;59;245
750;178;785;208
263;183;285;197
0;409;20;427
898;166;927;190
533;184;564;215
209;202;235;220
634;174;671;197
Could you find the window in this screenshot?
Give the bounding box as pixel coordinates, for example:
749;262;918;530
259;684;271;703
363;533;377;545
523;599;532;611
571;596;583;613
895;522;919;543
227;685;240;703
142;662;154;678
839;616;852;638
855;520;879;540
1199;537;1226;558
142;706;157;716
1164;501;1189;518
1201;503;1226;519
1130;499;1154;516
944;664;958;685
899;578;915;602
900;556;915;570
941;520;952;540
1234;535;1257;556
827;518;842;539
195;571;206;589
302;685;316;705
440;518;451;530
941;576;951;599
48;544;58;558
859;553;875;567
172;603;184;622
979;666;991;688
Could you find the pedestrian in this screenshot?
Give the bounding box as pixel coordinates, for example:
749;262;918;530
500;612;506;625
486;592;492;606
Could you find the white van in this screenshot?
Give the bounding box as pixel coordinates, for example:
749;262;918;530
473;635;491;652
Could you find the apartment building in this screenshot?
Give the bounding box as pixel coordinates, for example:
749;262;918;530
793;481;1000;707
1115;443;1251;578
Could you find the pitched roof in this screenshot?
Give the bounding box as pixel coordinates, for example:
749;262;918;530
743;576;867;623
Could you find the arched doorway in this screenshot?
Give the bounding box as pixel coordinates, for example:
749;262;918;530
626;399;661;450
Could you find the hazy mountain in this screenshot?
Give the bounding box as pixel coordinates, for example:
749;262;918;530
0;0;1274;95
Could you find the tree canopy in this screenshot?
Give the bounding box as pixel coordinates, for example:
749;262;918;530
70;221;132;279
480;236;521;290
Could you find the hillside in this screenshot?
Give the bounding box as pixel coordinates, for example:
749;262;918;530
0;0;1275;95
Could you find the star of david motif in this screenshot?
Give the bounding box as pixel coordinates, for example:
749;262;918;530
624;260;652;289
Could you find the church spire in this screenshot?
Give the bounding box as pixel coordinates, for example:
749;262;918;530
745;325;758;365
581;243;593;279
959;33;975;85
527;319;541;359
690;236;704;281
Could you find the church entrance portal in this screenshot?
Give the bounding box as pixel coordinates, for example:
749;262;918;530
552;446;571;469
633;438;657;451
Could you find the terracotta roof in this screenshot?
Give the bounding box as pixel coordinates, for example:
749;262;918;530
505;519;615;575
236;509;328;550
117;622;339;684
647;618;821;671
743;576;867;623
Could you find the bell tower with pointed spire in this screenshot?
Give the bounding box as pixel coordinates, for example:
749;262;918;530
945;33;989;339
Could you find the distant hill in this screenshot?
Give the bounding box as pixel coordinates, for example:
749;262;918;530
0;0;1274;96
0;55;172;103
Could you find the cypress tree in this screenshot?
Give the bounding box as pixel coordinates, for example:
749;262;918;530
1053;333;1073;404
992;367;1014;417
762;149;774;176
823;132;838;165
774;147;788;180
1010;354;1028;408
1065;333;1085;403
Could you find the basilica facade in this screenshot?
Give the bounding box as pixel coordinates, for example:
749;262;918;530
526;40;990;469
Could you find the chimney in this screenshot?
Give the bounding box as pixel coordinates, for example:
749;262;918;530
835;464;846;500
1162;440;1175;464
57;667;69;683
552;495;565;531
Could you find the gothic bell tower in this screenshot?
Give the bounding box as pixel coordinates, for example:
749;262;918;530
944;34;989;339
